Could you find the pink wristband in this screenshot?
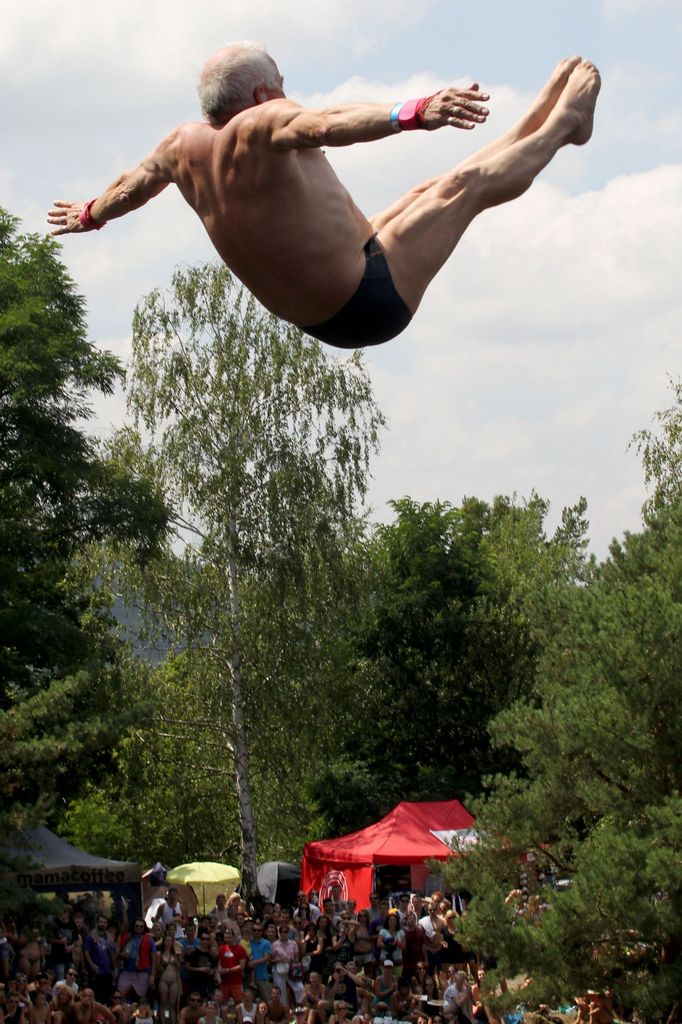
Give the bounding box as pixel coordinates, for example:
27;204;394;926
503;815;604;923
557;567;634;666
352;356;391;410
397;92;439;131
79;199;107;231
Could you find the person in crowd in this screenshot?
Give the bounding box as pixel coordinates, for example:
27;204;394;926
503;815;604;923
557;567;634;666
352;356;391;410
186;932;218;1003
254;1002;270;1024
246;922;272;1003
226;897;241;922
301;972;325;1019
408;962;428;1005
372;961;397;1012
363;897;380;930
238;922;253;965
27;992;49;1024
155;892;184;937
236;987;257;1024
70;988;115;1024
47;985;73;1024
388;977;412;1021
70;914;87;982
327;1002;349;1024
320;905;339;934
117;919;157;1003
270;926;304;1008
422;971;443;1017
329;927;352;971
210;898;229;927
295;896;320;929
110;991;135;1024
53;967;79;996
29;975;53;1005
368;902;389;943
377;913;405;975
47;909;75;983
349;914;372;971
266;987;287;1024
587;991;613;1024
131;999;154;1024
84;917;117;1006
470;968;497;1024
296;925;316;981
199;1001;222;1024
443;971;474;1024
401;913;426;985
3;995;26;1024
179;922;200;1000
0;921;16;982
179;994;206;1024
17;931;44;983
440;914;469;982
418;899;446;979
396;897;411;926
154;927;182;1024
310;920;332;981
325;965;357;1017
219;926;249;1006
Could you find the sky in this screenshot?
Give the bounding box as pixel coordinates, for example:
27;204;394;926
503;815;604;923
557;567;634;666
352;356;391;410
4;0;682;556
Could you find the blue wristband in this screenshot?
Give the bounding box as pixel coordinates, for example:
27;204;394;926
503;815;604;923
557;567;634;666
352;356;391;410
390;102;404;132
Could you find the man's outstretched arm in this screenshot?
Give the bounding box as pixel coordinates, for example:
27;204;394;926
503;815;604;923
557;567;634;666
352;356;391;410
267;87;490;150
47;131;178;235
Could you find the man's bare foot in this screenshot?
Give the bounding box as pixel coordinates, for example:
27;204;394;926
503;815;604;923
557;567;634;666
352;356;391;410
558;60;601;145
459;56;583;170
521;55;583;136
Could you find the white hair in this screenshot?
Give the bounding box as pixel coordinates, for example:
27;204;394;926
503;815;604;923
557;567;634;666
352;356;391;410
197;41;280;123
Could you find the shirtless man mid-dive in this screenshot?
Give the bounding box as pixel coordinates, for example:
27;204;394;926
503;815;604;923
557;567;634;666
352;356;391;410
48;44;600;349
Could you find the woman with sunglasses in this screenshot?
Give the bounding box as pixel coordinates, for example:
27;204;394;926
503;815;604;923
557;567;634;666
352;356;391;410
4;995;26;1024
270;927;304;1006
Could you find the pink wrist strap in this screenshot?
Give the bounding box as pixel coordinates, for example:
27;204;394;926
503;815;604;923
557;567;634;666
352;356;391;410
79;199;107;230
397;92;439;130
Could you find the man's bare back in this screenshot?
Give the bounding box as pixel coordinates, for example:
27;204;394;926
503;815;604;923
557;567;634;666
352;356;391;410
48;44;600;349
168;107;373;323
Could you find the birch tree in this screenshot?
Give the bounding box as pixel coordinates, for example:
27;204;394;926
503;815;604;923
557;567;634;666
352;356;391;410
115;263;383;896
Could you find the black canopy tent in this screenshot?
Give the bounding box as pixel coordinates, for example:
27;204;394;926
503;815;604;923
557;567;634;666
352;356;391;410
4;825;142;919
256;861;300;908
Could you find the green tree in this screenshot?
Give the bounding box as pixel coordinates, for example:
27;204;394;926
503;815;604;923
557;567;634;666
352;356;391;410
443;405;682;1019
311;493;591;834
0;209;168;914
102;262;383;894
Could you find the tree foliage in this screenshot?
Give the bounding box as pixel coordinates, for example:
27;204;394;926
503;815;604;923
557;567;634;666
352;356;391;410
94;262;383;893
0;209;168;913
310;493;592;834
443;391;682;1020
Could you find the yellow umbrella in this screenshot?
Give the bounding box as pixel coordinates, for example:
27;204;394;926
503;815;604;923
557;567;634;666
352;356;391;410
167;862;240;914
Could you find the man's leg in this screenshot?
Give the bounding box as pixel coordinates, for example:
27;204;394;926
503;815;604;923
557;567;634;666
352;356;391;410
371;56;582;233
374;60;600;314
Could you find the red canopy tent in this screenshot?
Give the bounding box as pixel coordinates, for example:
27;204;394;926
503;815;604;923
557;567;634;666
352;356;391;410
300;799;475;907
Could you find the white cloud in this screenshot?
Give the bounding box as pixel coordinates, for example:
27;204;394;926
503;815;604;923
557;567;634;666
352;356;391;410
356;164;682;553
602;0;679;17
4;20;682;558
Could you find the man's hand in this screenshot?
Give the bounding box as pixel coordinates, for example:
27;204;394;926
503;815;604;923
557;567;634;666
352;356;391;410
47;200;92;235
421;85;490;130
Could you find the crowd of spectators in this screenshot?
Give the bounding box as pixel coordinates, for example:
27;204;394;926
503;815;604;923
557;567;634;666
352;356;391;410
0;889;497;1024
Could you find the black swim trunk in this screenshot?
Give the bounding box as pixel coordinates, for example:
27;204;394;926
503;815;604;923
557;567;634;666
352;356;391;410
300;236;413;349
